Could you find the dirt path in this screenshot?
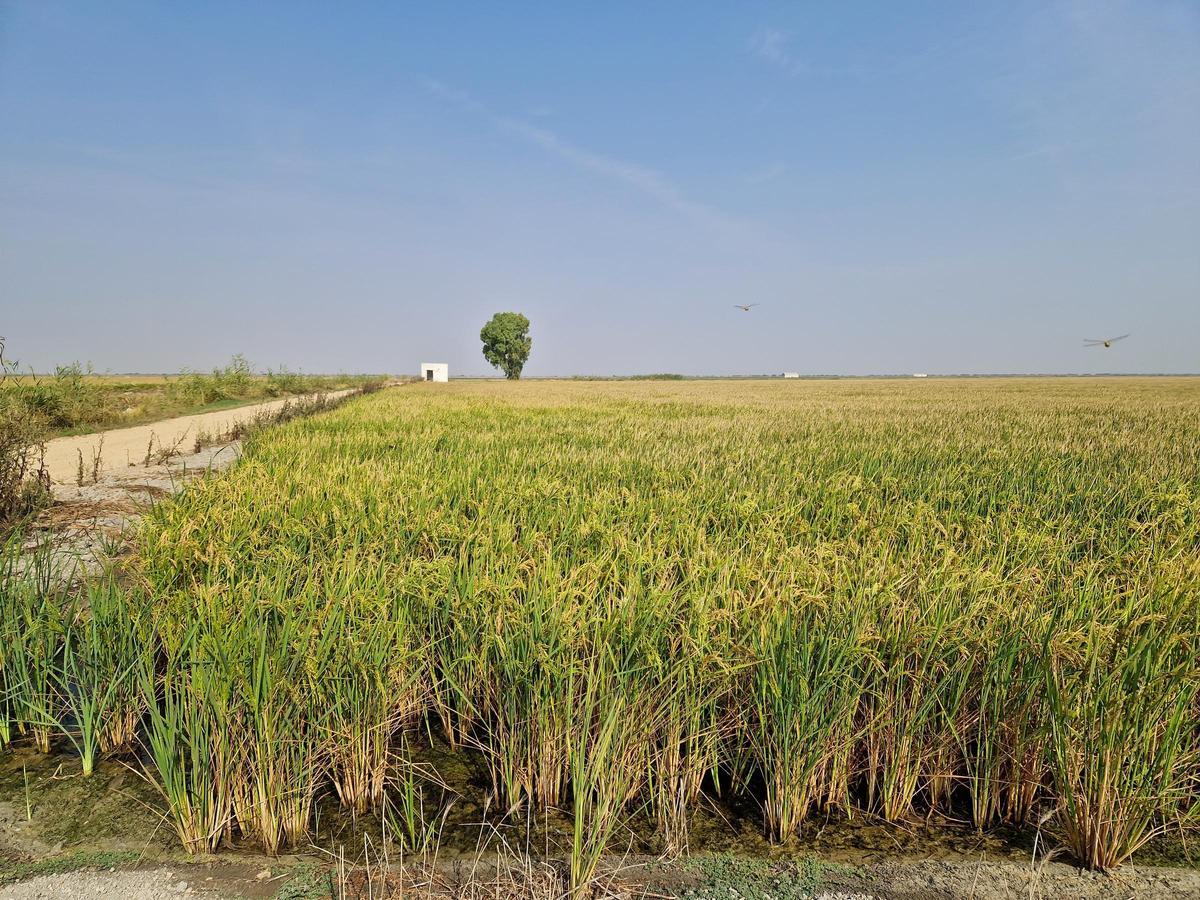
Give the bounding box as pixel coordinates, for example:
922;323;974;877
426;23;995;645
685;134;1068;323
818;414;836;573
0;863;296;899
0;868;221;899
39;390;356;486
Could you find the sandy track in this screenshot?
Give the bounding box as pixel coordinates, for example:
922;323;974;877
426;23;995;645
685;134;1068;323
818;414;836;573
40;390;356;486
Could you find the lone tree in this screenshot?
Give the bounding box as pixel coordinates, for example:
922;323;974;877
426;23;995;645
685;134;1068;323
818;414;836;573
480;312;532;380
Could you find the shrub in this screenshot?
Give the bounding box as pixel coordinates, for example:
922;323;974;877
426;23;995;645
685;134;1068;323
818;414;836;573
0;339;50;531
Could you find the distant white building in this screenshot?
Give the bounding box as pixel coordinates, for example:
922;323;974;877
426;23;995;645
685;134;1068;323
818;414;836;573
420;362;449;382
912;373;929;378
782;372;800;379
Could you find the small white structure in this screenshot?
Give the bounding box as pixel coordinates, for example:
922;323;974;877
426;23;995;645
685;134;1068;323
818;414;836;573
782;372;800;379
912;373;929;378
420;362;449;382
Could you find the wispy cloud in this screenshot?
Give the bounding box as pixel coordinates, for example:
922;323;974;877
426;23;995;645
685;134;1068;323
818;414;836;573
748;25;962;81
424;78;739;231
748;28;806;76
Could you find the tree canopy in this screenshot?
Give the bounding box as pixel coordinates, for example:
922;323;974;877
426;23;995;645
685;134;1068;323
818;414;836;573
480;312;532;380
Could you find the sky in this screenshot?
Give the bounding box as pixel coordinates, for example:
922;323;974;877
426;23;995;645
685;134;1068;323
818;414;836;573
1;1;1198;376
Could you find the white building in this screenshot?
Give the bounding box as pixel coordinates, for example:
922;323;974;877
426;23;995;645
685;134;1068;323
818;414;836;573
419;362;449;382
912;373;928;378
782;372;800;379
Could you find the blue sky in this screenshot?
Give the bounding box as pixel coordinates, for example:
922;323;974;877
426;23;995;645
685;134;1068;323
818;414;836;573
2;1;1197;375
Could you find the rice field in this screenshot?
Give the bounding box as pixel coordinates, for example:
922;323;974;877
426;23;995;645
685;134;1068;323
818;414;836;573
3;377;1199;890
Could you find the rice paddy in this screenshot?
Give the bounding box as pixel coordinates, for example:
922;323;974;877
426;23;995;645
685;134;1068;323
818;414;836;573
2;377;1199;892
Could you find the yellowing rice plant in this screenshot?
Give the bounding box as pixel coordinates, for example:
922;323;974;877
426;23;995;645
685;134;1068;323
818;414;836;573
3;377;1199;889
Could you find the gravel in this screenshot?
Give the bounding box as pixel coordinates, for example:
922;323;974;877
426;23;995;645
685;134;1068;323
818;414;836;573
0;869;221;900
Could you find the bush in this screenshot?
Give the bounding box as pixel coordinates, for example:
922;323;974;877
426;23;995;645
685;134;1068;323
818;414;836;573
167;354;256;406
0;339;50;531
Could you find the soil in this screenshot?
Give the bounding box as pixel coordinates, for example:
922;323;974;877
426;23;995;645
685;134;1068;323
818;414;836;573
0;860;310;899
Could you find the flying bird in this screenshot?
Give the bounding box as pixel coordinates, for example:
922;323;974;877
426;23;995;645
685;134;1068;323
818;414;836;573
1083;334;1130;348
733;304;760;312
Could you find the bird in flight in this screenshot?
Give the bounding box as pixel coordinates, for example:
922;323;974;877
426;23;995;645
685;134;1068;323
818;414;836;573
1083;334;1130;348
733;304;760;312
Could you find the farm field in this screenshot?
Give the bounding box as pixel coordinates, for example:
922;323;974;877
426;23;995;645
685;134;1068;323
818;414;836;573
3;377;1200;896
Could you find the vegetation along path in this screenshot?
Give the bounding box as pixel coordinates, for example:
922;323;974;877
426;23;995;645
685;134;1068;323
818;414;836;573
38;389;357;486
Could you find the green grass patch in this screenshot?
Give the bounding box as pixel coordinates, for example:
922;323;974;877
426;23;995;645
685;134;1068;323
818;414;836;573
680;852;857;900
275;863;334;900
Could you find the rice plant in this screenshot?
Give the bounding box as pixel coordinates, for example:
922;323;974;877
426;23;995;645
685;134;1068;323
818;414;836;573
0;543;64;754
1042;596;1200;869
138;610;237;854
58;376;1200;880
57;579;145;774
741;605;864;841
